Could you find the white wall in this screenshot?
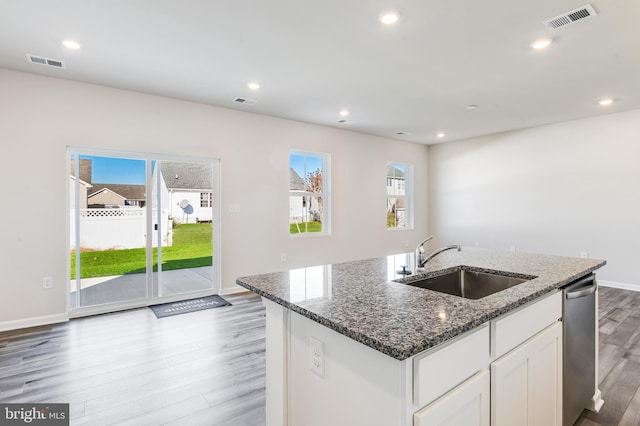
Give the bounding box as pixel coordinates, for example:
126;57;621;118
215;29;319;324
0;68;429;326
428;109;640;288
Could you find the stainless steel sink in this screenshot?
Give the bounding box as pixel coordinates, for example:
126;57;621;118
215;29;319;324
394;268;535;299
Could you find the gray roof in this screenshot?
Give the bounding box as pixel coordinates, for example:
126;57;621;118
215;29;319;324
387;165;405;179
160;161;212;191
289;168;306;191
88;184;146;201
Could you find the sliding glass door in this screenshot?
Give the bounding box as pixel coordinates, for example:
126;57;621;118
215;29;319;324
68;148;220;314
152;160;216;298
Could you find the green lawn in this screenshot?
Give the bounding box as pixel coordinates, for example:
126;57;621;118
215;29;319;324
71;223;212;279
387;213;396;228
289;221;322;234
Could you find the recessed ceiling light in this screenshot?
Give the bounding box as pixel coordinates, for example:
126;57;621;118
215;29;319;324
379;11;399;25
598;98;614;106
465;104;479;110
339;110;349;117
62;40;81;50
337;119;351;124
247;82;260;90
436;132;445;138
530;38;552;50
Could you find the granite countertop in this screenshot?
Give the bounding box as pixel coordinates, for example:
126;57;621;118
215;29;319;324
235;247;606;361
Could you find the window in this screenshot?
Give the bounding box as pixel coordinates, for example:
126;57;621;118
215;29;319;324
289;150;331;235
200;192;212;207
387;162;413;229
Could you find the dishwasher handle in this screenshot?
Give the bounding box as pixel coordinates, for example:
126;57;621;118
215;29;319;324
565;275;597;300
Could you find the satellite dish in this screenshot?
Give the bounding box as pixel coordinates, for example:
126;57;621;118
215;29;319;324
179;199;189;209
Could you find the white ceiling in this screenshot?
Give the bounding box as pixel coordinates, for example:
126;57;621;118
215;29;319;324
1;0;638;144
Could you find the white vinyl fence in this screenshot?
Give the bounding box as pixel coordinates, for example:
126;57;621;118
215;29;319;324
70;208;172;250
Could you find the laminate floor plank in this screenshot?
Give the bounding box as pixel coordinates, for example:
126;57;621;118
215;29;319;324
603;315;640;347
84;361;265;419
574;417;603;426
111;395;212;426
0;292;266;426
577;286;640;425
215;406;266;426
582;357;640;425
164;388;266;426
619;384;640;426
598;342;627;385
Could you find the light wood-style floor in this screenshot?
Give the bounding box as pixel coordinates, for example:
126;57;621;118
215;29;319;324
1;286;639;425
576;286;640;426
0;292;266;426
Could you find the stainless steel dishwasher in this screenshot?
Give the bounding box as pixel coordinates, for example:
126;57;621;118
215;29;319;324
563;273;598;426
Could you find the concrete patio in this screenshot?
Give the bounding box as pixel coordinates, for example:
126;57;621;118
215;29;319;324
69;266;214;308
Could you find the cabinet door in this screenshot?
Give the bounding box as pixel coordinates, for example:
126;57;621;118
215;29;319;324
414;370;490;426
491;322;562;426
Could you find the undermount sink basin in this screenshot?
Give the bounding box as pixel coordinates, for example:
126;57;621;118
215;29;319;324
394;268;536;299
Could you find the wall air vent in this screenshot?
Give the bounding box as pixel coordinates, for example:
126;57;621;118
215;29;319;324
233;97;257;105
542;4;597;30
26;54;65;68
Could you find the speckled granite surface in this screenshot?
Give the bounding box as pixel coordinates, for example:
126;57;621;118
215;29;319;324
236;247;605;360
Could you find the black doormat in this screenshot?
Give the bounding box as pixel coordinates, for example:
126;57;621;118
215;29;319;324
149;295;231;318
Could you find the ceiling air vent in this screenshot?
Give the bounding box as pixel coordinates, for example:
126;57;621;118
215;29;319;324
26;54;65;68
233;97;256;105
542;4;597;30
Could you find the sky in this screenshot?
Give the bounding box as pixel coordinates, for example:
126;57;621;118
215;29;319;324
290;154;322;180
82;154;322;185
81;155;147;185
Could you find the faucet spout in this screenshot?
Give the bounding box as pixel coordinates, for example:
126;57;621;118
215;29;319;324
420;244;461;268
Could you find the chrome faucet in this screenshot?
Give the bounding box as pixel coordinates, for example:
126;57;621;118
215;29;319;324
415;236;433;269
415;236;461;271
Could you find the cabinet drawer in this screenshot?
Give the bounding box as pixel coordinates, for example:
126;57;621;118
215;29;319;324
414;324;489;407
491;290;561;359
414;370;490;426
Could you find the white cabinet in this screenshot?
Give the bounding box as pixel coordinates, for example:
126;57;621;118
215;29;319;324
491;291;562;358
263;291;564;426
413;324;489;407
414;370;490;426
491;321;563;426
415;291;562;426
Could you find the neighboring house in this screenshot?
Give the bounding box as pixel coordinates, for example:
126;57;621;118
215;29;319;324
87;184;146;208
289;168;321;224
71;158;146;208
70;158;94;209
386;164;405;196
387;164;406;226
69;175;93;209
154;161;213;223
289;168;306;223
70;158;93;183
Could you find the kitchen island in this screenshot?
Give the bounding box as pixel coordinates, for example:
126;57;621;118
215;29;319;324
236;247;606;425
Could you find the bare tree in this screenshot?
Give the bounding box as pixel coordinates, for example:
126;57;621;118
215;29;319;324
306;168;323;222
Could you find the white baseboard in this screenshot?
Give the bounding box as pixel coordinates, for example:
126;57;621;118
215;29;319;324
0;313;69;333
598;280;640;292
